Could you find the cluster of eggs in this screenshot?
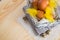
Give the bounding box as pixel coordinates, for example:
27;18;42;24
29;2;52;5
26;0;57;22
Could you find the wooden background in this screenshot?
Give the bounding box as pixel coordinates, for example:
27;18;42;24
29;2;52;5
0;0;60;40
0;0;34;40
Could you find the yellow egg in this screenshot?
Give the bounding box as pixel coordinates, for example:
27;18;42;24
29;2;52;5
26;8;38;18
45;6;55;22
44;14;55;22
49;0;57;8
45;6;53;14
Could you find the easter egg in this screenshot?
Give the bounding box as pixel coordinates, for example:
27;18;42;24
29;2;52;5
44;6;55;22
36;10;44;19
38;0;49;10
32;0;38;9
49;0;57;8
26;8;38;18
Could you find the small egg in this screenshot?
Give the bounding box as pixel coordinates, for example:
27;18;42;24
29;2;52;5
49;0;57;8
38;0;49;10
36;10;44;19
32;0;38;9
26;8;38;18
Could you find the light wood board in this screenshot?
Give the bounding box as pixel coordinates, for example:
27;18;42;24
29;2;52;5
0;0;34;40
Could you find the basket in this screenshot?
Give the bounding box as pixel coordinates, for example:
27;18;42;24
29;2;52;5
23;0;60;36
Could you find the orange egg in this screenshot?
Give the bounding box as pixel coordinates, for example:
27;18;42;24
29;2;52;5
38;0;49;10
36;10;44;19
32;0;38;9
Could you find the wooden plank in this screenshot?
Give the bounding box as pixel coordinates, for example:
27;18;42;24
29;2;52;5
0;0;34;40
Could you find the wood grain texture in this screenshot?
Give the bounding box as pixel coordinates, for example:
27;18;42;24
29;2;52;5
0;0;60;40
0;0;34;40
0;0;24;18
